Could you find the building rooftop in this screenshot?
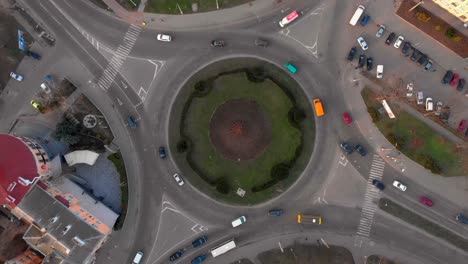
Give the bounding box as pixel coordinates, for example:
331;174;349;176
0;135;40;208
19;185;105;264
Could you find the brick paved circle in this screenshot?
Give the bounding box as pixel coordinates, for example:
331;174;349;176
209;99;272;161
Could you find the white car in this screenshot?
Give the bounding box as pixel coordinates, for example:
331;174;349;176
132;251;144;264
40;83;51;94
231;216;247;227
394;36;404;48
376;65;384;79
172;173;184;186
10;72;24;81
393;180;407;191
157;34;172;42
406;83;414;97
425;97;433;111
357;36;368;50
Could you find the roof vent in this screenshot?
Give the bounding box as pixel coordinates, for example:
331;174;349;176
18;177;33;186
62;225;71;235
72;236;86;247
49;216;58;224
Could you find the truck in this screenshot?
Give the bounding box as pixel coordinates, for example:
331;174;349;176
297;214;322;225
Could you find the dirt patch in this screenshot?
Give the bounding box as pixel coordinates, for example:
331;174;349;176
396;0;468;58
209;99;272;161
258;244;354;264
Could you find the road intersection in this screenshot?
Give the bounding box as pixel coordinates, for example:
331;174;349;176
2;0;468;263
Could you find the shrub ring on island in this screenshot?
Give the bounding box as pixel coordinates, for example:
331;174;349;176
169;58;315;205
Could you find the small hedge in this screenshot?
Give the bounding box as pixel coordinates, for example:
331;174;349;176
108;152;128;231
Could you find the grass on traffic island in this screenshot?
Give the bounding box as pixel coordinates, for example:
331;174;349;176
361;87;468;176
396;0;468;58
170;58;314;205
108;152;128;230
145;0;251;14
379;198;468;252
257;244;354;264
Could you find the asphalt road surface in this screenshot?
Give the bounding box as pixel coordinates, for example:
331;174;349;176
7;0;468;264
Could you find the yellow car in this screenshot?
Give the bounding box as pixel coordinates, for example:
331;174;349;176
297;214;322;225
30;100;41;109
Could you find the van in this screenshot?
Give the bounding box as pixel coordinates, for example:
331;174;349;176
313;98;324;117
417;91;424;105
349;5;365;26
132;251;143;264
231;216;246;227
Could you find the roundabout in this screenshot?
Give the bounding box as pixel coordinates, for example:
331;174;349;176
170;58;315;204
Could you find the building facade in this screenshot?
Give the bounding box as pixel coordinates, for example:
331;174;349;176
432;0;468;22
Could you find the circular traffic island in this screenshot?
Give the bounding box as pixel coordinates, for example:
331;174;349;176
169;58;315;205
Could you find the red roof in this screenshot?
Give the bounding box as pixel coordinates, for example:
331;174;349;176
0;134;39;208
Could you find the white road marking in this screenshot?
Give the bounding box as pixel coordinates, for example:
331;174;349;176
356;155;385;237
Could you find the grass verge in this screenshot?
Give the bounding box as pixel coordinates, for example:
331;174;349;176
145;0;251;14
361;87;468;176
366;255;397;264
108;152;128;230
379;198;468;251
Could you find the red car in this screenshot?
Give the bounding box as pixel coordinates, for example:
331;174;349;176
342;112;352;125
458;120;467;132
450;73;460;86
420;197;433;207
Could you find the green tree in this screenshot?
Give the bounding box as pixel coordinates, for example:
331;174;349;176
445;28;455;38
54;119;81;145
216;177;230;194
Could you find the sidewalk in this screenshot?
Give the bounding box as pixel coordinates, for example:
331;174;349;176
344;70;468;208
101;0;293;30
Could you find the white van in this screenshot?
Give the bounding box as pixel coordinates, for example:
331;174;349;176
231;216;246;227
349;5;365;26
417;91;424;105
132;251;143;264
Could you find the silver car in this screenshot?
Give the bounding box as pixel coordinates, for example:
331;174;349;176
357;36;368;50
40;83;52;94
376;24;386;38
173;173;184;186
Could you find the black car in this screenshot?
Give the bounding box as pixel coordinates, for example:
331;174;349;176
366;57;373;71
410;48;420;61
417;54;427;65
442;70;454;84
401;41;411;54
354;144;367;156
347;47;357;61
269;209;284;216
255;38;269;47
457;79;466;91
385;32;396;45
169;251;184;261
192;236;208;248
159;146;166;159
211;40;225;47
26;50;41;60
340;142;353;154
372;179;385;190
358;54;366;68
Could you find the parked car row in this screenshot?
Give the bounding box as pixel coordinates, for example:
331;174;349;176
168;235;209;263
442;70;465;91
340;142;367;156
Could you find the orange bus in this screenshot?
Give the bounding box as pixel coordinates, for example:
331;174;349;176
313;98;324;117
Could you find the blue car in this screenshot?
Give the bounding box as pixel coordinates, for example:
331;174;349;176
354;144;367;156
456;214;468;224
372;179;385;190
360;15;370;26
192;236;207;248
127;116;137;129
159;146;166;159
191;255;206;264
269;209;284;216
169;251;183;261
340;142;353;154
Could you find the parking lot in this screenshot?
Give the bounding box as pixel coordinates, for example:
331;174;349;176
344;0;467;136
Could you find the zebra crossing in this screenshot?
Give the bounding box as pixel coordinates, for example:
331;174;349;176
97;24;141;90
356;155;385;237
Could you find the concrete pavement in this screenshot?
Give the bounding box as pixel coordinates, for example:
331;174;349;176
101;0;296;30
